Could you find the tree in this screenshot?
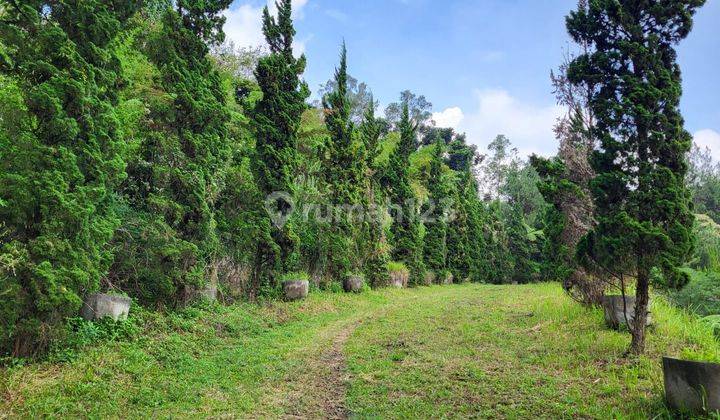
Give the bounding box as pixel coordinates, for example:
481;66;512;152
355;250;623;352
0;0;138;355
115;0;232;304
384;90;433;135
322;43;365;277
530;31;602;305
423;138;450;278
445;133;489;283
568;0;703;354
317;72;375;124
479;135;514;200
385;104;425;285
360;100;390;286
252;0;310;292
687;144;720;223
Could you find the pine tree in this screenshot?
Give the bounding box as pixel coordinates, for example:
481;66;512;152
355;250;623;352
424;138;450;280
359;100;390;287
0;0;139;355
252;0;310;292
567;0;703;354
322;43;366;278
116;0;232;304
386;104;425;285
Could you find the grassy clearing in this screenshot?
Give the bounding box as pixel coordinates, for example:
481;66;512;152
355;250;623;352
1;283;719;418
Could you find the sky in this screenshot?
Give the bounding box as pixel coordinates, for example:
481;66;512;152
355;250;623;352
224;0;720;159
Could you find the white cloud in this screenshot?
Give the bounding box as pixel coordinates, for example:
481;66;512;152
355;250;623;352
325;9;348;22
444;89;563;158
223;0;310;55
694;129;720;161
432;107;464;129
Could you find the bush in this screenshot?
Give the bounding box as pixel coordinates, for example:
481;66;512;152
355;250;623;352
692;214;720;272
387;261;409;274
48;317;142;363
668;268;720;317
279;271;310;282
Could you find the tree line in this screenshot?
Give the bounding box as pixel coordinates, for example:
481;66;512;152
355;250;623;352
0;0;708;358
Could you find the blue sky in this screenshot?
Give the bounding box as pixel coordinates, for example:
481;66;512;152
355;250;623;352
225;0;720;158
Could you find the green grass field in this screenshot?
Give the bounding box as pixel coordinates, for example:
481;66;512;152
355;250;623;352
2;283;719;418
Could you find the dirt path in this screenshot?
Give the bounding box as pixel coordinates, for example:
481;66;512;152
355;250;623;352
274;319;360;419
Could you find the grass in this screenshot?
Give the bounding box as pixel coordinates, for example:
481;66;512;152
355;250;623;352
2;283;719;418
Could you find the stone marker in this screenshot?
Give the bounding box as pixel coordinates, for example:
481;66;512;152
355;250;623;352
423;271;436;286
443;272;454;285
663;357;720;413
601;295;651;330
389;270;409;289
81;293;131;321
343;275;364;293
283;279;309;301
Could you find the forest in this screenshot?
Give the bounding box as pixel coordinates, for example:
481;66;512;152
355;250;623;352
1;0;720;417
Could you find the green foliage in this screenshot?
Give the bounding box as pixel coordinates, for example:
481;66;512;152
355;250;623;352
0;0;139;355
423;140;450;274
387;261;408;273
49;316;141;363
278;271;310;282
690;214;720;273
360;102;391;287
668;268;720;317
531;155;578;283
385;104;425;285
687;144;720;223
321;43;367;277
568;0;703;353
252;0;310;289
115;0;232;305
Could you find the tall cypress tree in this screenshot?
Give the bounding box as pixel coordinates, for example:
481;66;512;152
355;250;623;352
446;139;489;283
424;138;449;280
0;0;138;355
117;0;232;304
322;43;364;277
253;0;310;291
568;0;703;354
386;104;425;285
359;99;390;287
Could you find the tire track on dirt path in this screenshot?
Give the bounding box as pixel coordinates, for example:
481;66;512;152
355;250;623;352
277;318;360;419
279;300;409;418
257;291;425;419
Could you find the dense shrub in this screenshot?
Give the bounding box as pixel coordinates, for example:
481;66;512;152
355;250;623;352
668;269;720;317
691;214;720;273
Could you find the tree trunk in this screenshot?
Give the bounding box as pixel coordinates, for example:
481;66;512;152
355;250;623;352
629;267;650;355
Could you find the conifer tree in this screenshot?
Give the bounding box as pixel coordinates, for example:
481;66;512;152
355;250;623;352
117;0;232;303
424;138;450;280
252;0;310;291
567;0;703;354
385;104;425;285
359;99;390;286
323;43;365;277
0;0;138;354
446;141;489;283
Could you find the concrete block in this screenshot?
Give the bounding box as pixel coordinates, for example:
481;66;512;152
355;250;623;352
343;275;364;293
663;357;720;413
81;293;131;321
283;280;309;301
389;270;409;289
602;295;651;330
